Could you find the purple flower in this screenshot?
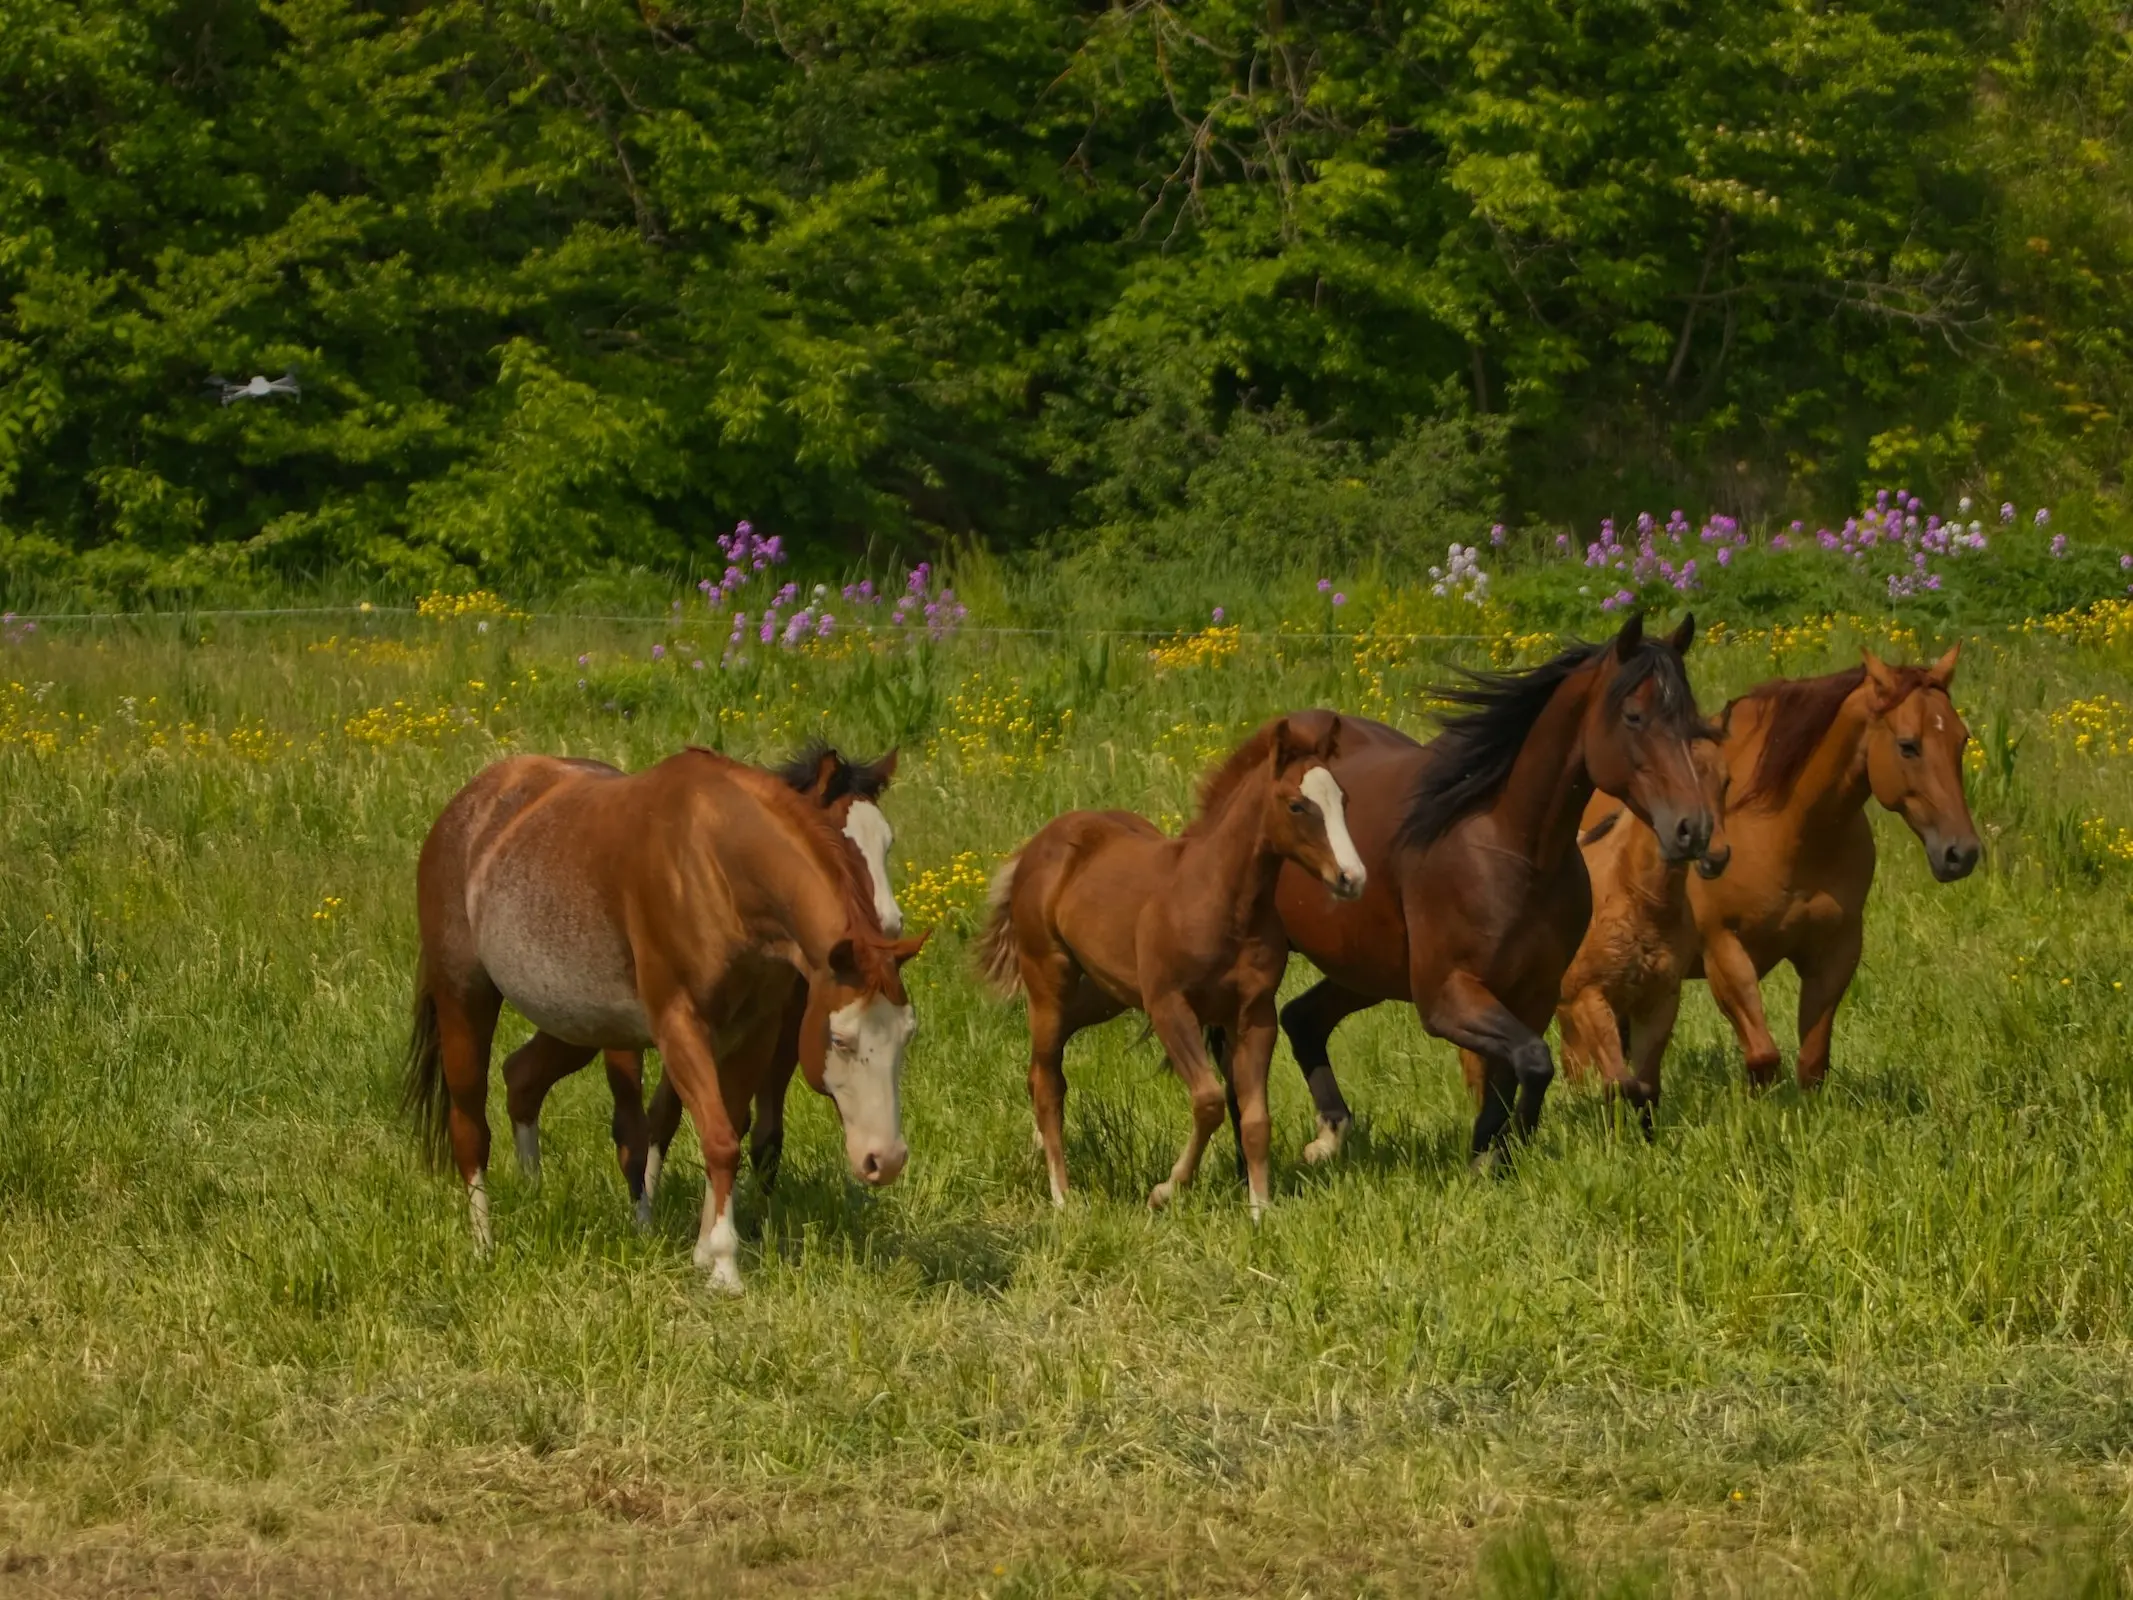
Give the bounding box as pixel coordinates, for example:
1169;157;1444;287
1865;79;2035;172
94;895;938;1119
736;520;753;537
2119;554;2131;571
2051;533;2068;558
2035;507;2052;527
1490;524;1506;546
698;578;712;594
2001;502;2016;523
691;659;705;671
1556;533;1570;552
1317;578;1333;593
1332;592;1348;607
1212;606;1225;622
819;614;836;637
651;644;666;661
1716;547;1733;567
577;654;589;667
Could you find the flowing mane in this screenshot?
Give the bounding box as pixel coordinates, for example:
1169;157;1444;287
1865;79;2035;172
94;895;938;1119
1399;636;1701;847
771;739;894;802
1727;664;1926;807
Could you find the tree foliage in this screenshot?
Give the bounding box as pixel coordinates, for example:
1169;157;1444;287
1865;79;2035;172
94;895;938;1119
0;0;2125;590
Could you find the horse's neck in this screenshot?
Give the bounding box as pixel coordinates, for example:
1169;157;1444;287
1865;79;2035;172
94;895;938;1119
1778;688;1875;829
732;798;855;976
1488;669;1596;876
1176;783;1281;941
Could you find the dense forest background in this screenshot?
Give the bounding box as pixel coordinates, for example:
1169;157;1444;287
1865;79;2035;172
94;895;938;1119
1;0;2129;593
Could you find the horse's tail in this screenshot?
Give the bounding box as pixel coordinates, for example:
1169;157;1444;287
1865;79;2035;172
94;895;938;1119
401;956;451;1170
976;854;1023;996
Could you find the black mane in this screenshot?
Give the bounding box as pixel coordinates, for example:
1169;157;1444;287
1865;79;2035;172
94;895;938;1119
1398;634;1701;848
772;739;894;802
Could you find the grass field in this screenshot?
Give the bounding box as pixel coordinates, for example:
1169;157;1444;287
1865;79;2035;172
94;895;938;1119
4;594;2133;1596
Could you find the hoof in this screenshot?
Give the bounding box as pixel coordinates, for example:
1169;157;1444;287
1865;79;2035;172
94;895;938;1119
704;1263;745;1297
1148;1181;1175;1211
1301;1117;1348;1165
1468;1146;1508;1178
632;1194;653;1233
512;1122;542;1183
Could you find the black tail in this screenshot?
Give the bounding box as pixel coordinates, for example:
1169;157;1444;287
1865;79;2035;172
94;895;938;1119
401;965;450;1170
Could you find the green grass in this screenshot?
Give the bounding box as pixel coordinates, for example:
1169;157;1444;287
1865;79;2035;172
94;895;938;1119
3;601;2132;1596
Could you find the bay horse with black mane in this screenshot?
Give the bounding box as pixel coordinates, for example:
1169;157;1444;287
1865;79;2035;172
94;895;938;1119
1559;646;1978;1105
498;743;904;1224
403;746;925;1291
1273;613;1719;1167
979;715;1366;1214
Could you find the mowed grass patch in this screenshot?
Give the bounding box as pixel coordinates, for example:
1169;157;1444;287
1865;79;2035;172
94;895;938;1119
2;613;2132;1595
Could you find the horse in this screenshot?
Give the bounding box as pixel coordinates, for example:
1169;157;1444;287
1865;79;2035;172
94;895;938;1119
1557;646;1978;1103
1272;613;1717;1168
977;715;1367;1215
498;744;903;1225
1553;737;1733;1129
402;746;926;1291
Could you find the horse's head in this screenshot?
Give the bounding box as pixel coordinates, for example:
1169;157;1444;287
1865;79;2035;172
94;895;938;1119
788;744;905;935
1581;612;1716;866
800;927;929;1186
1263;714;1367;900
1861;646;1979;882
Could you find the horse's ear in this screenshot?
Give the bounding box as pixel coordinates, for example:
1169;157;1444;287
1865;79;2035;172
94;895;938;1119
1667;613;1696;656
809;747;842;797
873;747;900;785
1926;642;1960;690
1315;713;1343;760
890;928;931;967
1266;716;1298;770
1614;610;1646;657
1860;648;1900;699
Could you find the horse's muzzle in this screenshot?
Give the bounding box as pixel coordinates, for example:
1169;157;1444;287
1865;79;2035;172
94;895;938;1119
855;1141;909;1187
1694;841;1732;880
1929;834;1981;883
1326;867;1367;902
1656;808;1714;866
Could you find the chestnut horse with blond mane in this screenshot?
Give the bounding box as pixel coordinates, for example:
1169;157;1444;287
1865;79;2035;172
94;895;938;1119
1274;614;1718;1167
1559;646;1979;1107
403;747;925;1291
979;714;1367;1215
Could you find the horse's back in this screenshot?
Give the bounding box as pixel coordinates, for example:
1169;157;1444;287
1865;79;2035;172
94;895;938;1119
1011;809;1168;1001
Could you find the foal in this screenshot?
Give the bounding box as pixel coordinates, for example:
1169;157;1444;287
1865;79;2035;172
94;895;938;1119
1555;738;1733;1128
978;715;1366;1215
404;748;925;1290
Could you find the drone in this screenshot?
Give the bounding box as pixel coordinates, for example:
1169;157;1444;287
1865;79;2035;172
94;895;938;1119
206;368;301;405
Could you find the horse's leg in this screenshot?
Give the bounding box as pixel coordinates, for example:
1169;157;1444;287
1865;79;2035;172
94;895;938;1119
433;979;503;1252
1227;1000;1281;1219
645;1000;747;1293
1702;929;1783;1089
1025;997;1076;1209
640;1063;684;1224
600;1051;656;1225
1622;986;1681;1139
1792;922;1862;1092
1279;979;1376;1164
500;1031;597;1184
1147;992;1229;1210
748;985;807;1196
1556;984;1625;1094
1424;971;1553;1166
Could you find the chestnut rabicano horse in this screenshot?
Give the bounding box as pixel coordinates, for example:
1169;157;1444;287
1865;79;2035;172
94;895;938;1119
1272;613;1715;1166
497;743;906;1227
403;747;925;1292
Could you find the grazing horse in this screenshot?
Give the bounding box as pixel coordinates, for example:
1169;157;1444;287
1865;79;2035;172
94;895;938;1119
978;715;1367;1214
499;744;904;1224
1273;614;1716;1167
1554;739;1734;1129
1559;646;1978;1102
403;747;926;1291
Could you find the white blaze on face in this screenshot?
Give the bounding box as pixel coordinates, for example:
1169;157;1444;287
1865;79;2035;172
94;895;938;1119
825;993;915;1184
843;801;903;936
1301;765;1367;897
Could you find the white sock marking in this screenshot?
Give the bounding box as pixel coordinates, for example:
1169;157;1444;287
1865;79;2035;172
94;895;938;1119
694;1185;743;1294
512;1121;541;1182
467;1173;492;1256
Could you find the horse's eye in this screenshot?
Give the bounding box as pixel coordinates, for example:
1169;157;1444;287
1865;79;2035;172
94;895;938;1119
831;1034;856;1052
1898;739;1922;759
1623;708;1646;729
1288;799;1308;815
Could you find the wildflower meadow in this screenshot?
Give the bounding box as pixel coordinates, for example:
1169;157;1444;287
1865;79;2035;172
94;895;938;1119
4;501;2133;1597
